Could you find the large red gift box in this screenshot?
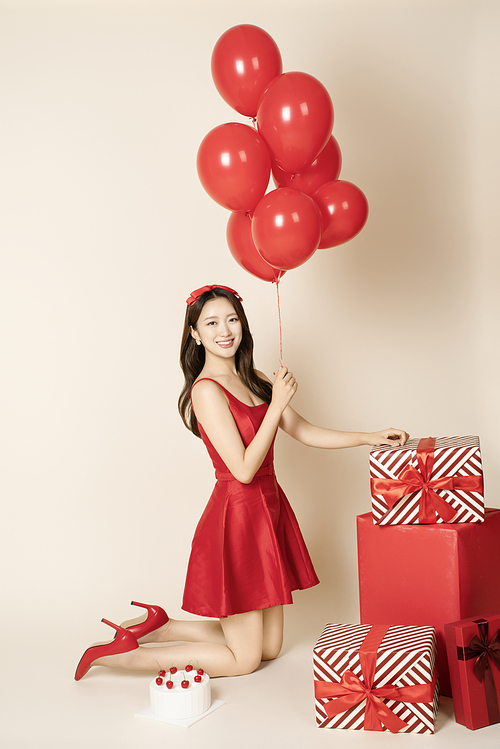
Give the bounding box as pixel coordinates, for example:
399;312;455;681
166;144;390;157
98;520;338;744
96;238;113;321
357;508;500;696
313;623;439;733
445;613;500;730
369;436;484;524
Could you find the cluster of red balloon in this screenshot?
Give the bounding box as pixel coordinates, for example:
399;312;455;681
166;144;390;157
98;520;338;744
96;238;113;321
196;24;368;282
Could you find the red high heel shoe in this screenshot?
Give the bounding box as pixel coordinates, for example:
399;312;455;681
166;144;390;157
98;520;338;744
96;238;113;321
74;619;139;681
123;601;169;639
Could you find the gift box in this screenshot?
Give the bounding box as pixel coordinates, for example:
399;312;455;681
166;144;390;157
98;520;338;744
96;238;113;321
357;508;500;696
369;436;484;525
445;613;500;730
313;623;439;733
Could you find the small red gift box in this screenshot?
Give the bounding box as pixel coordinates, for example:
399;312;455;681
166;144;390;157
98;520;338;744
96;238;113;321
369;436;484;525
445;613;500;730
357;508;500;696
313;623;439;733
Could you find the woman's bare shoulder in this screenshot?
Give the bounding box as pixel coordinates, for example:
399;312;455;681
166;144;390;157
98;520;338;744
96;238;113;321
192;377;222;395
191;378;228;407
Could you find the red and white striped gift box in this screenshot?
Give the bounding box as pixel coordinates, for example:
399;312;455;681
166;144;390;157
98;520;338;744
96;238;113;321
369;436;484;525
313;624;439;733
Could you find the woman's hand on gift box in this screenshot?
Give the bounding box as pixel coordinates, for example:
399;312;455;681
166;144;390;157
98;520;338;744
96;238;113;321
367;429;409;447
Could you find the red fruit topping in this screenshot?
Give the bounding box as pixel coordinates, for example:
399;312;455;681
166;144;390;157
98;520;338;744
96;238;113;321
194;675;202;683
197;668;204;675
185;664;193;672
158;669;166;677
155;677;163;686
166;680;174;690
169;666;177;674
181;680;189;689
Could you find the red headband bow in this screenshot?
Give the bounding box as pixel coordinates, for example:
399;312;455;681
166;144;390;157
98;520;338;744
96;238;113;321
186;285;243;307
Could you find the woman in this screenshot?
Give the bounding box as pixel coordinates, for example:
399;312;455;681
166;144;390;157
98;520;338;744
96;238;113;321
75;285;408;680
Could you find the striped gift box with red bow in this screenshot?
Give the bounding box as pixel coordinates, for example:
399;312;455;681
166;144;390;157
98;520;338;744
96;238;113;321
369;436;484;525
313;623;439;733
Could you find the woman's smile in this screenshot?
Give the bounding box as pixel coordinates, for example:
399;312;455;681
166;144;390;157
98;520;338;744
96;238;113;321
216;338;235;349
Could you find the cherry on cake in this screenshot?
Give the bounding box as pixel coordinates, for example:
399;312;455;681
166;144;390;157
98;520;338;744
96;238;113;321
150;667;211;720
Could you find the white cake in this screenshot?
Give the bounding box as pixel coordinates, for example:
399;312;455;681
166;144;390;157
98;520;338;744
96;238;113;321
150;667;211;720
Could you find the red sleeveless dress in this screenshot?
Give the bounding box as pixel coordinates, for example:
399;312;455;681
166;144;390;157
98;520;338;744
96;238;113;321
182;379;319;618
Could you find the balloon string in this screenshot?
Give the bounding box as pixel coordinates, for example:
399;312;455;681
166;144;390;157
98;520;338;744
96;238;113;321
275;276;283;368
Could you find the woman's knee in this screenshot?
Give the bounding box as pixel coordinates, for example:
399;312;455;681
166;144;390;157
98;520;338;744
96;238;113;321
233;651;262;675
261;641;282;661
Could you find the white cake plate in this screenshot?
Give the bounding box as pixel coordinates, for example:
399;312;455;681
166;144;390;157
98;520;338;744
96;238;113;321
136;698;226;728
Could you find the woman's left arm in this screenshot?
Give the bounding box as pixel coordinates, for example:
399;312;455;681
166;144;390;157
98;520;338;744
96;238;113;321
279;406;409;448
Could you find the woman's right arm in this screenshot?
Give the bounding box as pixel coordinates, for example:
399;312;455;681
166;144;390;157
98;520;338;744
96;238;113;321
191;367;296;484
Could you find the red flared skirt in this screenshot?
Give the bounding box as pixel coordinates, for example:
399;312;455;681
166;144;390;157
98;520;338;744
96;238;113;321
182;466;319;618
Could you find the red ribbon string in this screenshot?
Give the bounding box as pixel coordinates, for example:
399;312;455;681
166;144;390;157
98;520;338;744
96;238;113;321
457;619;500;725
314;625;436;733
274;275;283;369
370;437;484;523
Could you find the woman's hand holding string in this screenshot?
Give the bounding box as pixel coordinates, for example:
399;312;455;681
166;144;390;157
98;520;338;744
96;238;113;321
270;366;298;414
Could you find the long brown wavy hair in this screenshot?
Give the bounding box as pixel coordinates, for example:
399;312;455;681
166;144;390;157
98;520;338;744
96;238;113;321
178;287;272;437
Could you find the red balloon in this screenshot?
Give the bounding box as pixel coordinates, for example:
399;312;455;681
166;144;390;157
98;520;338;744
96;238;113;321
227;212;284;282
197;123;271;212
256;72;334;174
272;135;342;196
313;180;369;248
252;187;322;270
211;25;282;117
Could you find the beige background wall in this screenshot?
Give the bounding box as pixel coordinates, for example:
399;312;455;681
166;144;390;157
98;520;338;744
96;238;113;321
1;1;499;745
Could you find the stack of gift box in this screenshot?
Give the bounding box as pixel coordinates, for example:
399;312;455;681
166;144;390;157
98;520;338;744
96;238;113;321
313;436;500;733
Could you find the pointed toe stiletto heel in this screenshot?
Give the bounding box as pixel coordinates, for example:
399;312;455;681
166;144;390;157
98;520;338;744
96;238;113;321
74;618;139;681
123;601;169;639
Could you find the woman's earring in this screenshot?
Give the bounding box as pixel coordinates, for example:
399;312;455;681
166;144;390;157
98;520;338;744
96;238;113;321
196;340;201;346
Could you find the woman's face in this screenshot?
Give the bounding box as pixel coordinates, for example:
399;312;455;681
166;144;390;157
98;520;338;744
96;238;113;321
191;296;243;360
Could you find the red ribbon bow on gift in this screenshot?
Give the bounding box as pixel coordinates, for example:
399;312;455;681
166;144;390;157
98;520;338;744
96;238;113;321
186;285;243;307
314;625;436;733
457;618;500;725
370;437;484;523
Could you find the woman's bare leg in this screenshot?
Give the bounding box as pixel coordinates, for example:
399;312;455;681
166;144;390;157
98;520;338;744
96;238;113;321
122;605;283;651
134;617;225;646
262;605;283;660
96;609;266;677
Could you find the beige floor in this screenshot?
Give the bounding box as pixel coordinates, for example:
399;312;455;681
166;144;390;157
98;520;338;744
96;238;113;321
2;596;499;749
